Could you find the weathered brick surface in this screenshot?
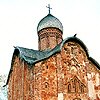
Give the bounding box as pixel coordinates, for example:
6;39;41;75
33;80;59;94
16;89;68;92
38;28;63;51
8;41;100;100
60;42;88;100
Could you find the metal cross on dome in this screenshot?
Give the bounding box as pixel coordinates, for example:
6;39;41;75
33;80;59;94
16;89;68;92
46;4;52;14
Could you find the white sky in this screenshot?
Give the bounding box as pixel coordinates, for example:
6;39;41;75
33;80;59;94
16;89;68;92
0;0;100;75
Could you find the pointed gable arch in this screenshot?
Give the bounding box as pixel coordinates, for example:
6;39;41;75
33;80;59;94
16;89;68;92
67;76;86;93
60;37;89;57
60;37;100;70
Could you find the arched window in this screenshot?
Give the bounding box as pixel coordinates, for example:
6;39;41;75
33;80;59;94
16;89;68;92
80;84;84;93
45;82;49;88
74;78;77;92
46;65;48;69
68;83;71;93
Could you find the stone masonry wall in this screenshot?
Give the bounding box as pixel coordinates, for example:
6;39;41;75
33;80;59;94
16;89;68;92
60;42;89;100
8;41;100;100
8;56;24;100
38;28;63;51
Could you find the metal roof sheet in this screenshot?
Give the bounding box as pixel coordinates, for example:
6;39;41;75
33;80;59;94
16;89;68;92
37;14;63;32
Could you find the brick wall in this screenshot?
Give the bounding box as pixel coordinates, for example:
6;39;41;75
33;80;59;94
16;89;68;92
8;41;100;100
38;28;63;51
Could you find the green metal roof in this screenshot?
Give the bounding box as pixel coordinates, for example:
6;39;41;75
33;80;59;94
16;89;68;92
14;43;61;65
14;37;89;65
4;37;100;87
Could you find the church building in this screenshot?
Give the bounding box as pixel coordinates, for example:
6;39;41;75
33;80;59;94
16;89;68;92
6;6;100;100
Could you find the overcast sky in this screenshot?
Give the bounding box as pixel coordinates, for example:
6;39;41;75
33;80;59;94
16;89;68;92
0;0;100;75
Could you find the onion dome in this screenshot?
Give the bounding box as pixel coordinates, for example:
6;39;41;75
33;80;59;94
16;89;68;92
37;14;63;32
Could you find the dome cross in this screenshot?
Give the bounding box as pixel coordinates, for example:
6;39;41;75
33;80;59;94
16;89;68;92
46;4;52;14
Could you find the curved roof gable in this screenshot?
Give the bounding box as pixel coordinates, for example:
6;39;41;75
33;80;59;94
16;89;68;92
11;37;99;70
60;37;89;57
4;36;100;87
